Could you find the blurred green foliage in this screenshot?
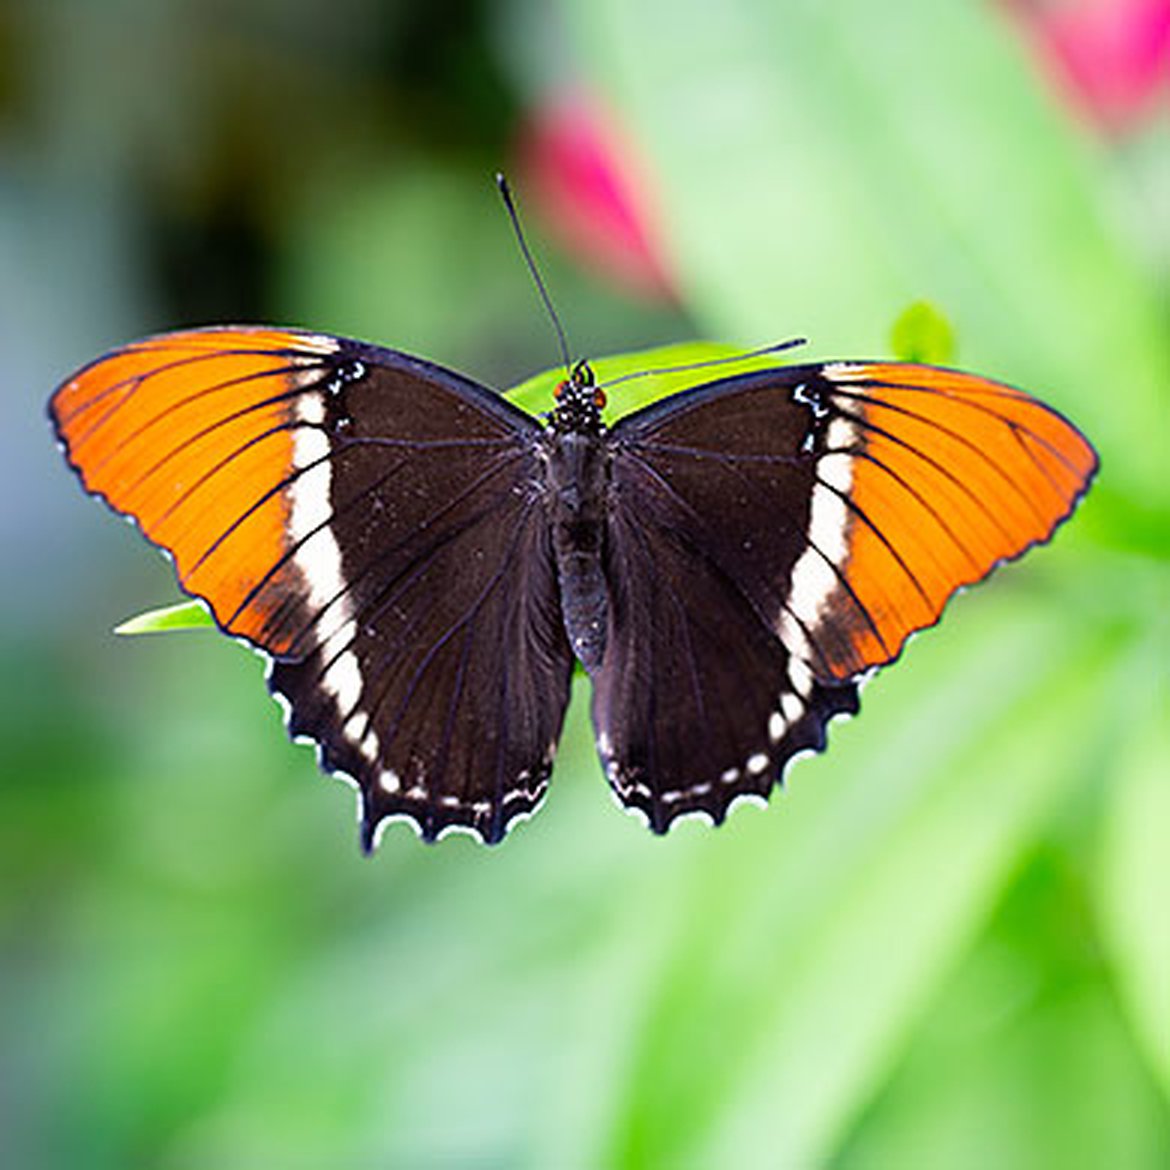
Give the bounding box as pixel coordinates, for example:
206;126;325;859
2;1;1167;1168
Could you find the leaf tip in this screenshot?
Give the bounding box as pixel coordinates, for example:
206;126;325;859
114;599;214;636
890;300;957;364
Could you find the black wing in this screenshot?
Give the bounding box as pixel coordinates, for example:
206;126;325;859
264;339;576;847
51;327;575;847
593;361;1094;831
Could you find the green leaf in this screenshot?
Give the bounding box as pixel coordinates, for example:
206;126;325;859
113;600;214;636
889;300;955;364
505;340;797;420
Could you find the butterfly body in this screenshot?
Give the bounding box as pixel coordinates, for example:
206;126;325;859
49;327;1097;848
543;366;610;669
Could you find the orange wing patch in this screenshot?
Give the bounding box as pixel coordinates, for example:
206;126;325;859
821;362;1097;677
50;328;338;653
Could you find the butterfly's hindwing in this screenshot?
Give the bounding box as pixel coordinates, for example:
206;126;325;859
269;492;574;847
594;475;859;830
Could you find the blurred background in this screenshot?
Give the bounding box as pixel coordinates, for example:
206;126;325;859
2;0;1167;1166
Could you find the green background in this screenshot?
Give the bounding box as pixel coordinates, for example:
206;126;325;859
2;1;1167;1166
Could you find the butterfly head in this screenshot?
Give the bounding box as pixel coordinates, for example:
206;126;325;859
550;359;606;435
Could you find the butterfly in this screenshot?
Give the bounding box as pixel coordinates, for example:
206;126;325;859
49;326;1097;848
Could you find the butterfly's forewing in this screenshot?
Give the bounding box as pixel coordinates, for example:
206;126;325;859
50;328;574;846
597;361;1096;830
802;362;1097;677
52;328;342;651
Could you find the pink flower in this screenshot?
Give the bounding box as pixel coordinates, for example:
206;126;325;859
515;91;676;301
1005;0;1170;134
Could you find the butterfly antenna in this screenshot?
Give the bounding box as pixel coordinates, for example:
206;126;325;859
496;173;574;375
597;337;808;392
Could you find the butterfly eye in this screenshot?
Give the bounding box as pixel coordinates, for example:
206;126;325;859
593;388;607;409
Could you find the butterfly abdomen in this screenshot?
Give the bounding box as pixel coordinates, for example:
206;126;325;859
544;430;610;670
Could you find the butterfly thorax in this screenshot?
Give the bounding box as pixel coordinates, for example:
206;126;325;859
543;361;610;671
